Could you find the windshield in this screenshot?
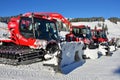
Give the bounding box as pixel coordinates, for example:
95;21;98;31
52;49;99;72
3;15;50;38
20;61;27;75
55;20;69;32
72;27;91;39
19;17;59;41
95;31;107;38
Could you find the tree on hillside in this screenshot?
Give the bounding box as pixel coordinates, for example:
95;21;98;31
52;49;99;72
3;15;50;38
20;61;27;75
70;17;105;22
108;17;120;24
104;25;108;31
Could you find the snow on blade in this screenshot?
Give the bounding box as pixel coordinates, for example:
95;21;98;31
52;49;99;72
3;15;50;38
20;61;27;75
60;42;84;68
84;47;99;59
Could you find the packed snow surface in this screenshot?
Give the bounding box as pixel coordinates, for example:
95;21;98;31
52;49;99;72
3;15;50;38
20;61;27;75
0;21;120;80
0;49;119;80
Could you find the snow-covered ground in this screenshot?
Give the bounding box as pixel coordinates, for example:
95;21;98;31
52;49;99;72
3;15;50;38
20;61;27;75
0;48;119;80
0;20;120;80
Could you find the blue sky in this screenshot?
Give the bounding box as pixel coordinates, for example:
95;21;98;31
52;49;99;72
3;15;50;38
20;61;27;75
0;0;120;18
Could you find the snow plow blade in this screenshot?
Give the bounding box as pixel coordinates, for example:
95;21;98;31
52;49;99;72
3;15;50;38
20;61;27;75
43;42;84;73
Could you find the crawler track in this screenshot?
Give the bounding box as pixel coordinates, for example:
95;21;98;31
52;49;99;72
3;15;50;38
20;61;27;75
0;45;45;65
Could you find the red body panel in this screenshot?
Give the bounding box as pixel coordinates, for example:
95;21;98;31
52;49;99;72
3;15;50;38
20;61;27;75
7;16;36;47
66;33;77;42
23;12;71;29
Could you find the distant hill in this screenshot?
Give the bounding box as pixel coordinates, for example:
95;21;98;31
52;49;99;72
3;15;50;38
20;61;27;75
69;17;120;24
0;15;120;24
69;17;105;22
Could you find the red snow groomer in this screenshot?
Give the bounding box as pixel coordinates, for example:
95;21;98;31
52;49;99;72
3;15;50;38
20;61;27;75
0;12;62;65
66;25;98;49
91;28;108;43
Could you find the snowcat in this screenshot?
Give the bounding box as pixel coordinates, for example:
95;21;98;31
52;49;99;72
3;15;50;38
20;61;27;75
91;28;114;56
0;13;62;65
0;12;84;73
91;29;108;43
66;25;99;59
66;25;98;48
